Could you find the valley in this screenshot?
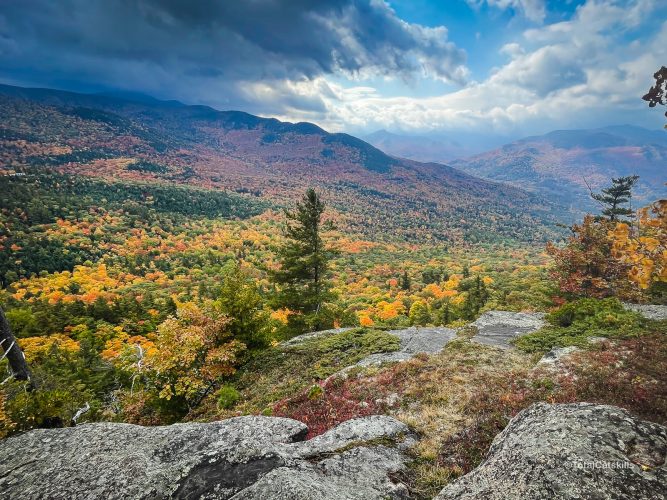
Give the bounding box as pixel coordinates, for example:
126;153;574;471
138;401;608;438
373;125;667;210
2;2;667;498
0;84;665;499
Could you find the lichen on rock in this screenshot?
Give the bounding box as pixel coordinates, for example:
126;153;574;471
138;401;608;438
436;402;667;500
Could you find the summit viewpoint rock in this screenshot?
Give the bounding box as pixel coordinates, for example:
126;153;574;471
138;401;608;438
437;402;667;500
0;415;414;499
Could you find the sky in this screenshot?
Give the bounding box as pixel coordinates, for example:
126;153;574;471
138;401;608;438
0;0;665;140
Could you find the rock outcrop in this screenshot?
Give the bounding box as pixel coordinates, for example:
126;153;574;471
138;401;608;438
356;327;456;366
437;402;667;500
286;326;456;366
0;415;414;499
623;303;667;321
281;327;354;347
536;345;580;369
470;311;546;348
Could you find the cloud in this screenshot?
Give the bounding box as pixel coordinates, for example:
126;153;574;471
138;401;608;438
1;0;663;136
0;0;467;115
280;0;665;136
467;0;546;23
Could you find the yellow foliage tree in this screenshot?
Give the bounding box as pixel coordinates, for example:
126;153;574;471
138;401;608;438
0;390;14;438
609;200;667;291
19;334;80;363
144;303;246;405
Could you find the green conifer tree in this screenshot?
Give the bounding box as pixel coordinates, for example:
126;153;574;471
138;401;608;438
271;189;335;334
461;276;489;320
400;270;411;290
591;176;639;222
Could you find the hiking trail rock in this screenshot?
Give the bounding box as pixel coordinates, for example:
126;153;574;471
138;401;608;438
470;311;546;349
436;402;667;500
0;415;415;500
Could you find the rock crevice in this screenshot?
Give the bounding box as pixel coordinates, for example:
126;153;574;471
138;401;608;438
0;415;414;500
436;403;667;500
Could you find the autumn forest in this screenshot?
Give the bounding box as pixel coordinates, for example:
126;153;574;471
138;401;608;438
0;60;664;499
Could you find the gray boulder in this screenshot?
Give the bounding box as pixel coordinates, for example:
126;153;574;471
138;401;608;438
0;415;414;500
437;402;667;500
470;311;546;349
233;446;408;499
623;303;667;321
281;328;353;346
285;326;456;368
356;327;456;366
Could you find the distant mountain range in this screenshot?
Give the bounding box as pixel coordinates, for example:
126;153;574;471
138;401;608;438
449;126;666;209
0;84;562;243
365;125;666;209
363;130;472;163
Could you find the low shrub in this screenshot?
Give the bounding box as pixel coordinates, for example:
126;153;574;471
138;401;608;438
190;328;401;420
514;298;645;353
216;385;241;410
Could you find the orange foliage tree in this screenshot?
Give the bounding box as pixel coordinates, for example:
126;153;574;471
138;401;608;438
547;216;631;299
548;200;667;301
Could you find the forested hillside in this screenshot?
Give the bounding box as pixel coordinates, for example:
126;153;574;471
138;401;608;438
0;85;562;243
450;125;667;208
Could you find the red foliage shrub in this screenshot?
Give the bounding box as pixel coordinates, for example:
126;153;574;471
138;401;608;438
272;366;410;438
437;333;667;476
562;334;667;424
546;216;632;299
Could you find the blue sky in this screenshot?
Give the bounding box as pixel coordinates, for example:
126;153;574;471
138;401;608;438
392;0;584;83
0;0;665;139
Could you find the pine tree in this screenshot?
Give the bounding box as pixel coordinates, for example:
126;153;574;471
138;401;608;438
438;301;452;325
461;276;489;320
400;270;411;290
591;176;639;222
271;189;335;334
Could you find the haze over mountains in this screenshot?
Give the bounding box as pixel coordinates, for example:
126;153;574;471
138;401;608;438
0;84;561;244
366;125;666;210
363;130;518;163
451;125;667;209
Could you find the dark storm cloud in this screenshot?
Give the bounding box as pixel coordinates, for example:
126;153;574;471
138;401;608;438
0;0;467;114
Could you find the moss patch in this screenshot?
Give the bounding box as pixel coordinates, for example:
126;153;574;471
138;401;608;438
195;328;400;418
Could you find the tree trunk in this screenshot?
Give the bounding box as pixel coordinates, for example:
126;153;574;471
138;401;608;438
0;305;32;384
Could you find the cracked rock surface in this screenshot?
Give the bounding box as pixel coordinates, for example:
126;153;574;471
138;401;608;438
356;327;456;366
0;415;414;499
470;310;546;349
286;326;456;367
437;402;667;500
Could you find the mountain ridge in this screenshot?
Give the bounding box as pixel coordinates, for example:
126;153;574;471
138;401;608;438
449;124;667;208
0;83;562;243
